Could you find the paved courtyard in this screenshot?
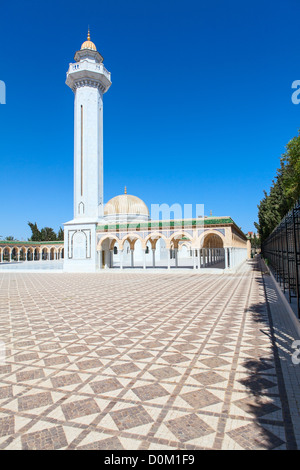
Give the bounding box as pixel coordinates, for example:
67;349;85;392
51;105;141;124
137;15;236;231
0;258;300;450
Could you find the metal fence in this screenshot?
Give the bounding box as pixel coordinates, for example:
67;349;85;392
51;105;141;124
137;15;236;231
262;199;300;318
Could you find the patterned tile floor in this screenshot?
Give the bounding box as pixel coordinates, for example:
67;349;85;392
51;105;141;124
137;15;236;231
0;258;299;450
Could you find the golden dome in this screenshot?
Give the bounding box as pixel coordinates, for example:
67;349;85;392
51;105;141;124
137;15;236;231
81;40;97;51
80;28;97;51
104;192;149;217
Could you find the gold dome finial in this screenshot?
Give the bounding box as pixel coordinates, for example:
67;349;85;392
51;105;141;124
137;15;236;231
80;27;97;51
124;186;127;194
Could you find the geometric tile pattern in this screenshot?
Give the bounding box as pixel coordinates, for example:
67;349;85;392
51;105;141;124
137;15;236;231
0;259;298;449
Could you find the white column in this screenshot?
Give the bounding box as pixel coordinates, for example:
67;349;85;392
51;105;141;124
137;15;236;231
152;249;156;268
120;250;124;270
98;250;102;269
193;249;197;270
225;248;229;269
110;250;113;268
167;250;171;269
198;249;201;270
130;249;134;268
174;248;178;268
143;250;146;270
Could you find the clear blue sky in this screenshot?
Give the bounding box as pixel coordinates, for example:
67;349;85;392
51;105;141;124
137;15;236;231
1;0;300;240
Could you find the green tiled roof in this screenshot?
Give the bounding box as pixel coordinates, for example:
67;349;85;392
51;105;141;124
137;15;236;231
0;240;63;245
96;217;234;231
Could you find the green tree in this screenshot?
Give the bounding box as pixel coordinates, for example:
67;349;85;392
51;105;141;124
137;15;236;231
40;227;57;241
250;234;260;250
28;222;41;241
255;131;300;242
28;222;63;241
281;130;300;203
57;227;64;241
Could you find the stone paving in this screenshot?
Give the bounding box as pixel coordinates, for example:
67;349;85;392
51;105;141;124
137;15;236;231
0;258;299;450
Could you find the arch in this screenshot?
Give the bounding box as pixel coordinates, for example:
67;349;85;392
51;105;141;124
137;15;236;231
195;230;225;249
119;233;144;251
11;247;18;261
144;232;169;250
26;246;34;261
3;246;11;262
202;232;224;248
97;234;120;251
42;247;48;260
19;247;26;261
178;241;192;251
50;247;56;260
169;231;194;249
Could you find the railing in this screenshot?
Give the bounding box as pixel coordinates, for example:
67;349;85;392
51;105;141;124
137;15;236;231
70;62;111;81
262;199;300;318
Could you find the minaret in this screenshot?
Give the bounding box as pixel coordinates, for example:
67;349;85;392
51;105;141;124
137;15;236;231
66;29;111;220
64;31;111;272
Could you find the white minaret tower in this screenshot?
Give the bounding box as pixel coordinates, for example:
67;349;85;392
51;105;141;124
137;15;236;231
64;31;111;272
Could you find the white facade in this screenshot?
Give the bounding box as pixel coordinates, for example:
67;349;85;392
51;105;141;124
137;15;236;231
63;35;249;273
64;35;111;272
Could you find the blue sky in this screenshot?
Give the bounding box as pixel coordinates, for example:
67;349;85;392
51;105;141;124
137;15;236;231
1;0;300;240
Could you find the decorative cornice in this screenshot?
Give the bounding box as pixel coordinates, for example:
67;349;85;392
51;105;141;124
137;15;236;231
72;79;106;93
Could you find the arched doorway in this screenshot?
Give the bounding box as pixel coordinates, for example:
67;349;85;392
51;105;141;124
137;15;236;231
202;233;225;269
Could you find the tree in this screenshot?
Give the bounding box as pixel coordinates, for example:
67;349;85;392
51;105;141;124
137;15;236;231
28;222;41;241
281;130;300;203
40;227;57;241
5;236;15;241
57;227;64;241
28;222;64;242
255;130;300;242
250;234;260;250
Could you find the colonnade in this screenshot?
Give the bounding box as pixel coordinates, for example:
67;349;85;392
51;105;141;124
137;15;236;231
97;245;248;270
224;247;248;270
98;247;226;270
0;246;64;263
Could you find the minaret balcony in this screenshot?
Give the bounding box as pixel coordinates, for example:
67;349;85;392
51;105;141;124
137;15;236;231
66;61;111;92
